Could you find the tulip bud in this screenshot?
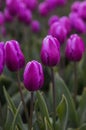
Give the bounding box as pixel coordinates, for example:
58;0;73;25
40;35;60;66
38;2;49;16
59;16;72;35
23;60;44;91
49;22;67;44
0;42;5;75
48;15;59;26
5;40;25;71
78;1;86;20
31;20;41;33
18;3;32;25
71;1;80;12
65;34;85;62
4;8;13;22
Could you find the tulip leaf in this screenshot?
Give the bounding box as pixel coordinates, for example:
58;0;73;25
56;95;68;130
78;88;86;124
55;73;78;127
36;91;52;127
11;102;22;130
3;87;24;130
44;117;52;130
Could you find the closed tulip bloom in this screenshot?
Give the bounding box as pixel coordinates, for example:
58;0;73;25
38;2;49;16
4;8;13;22
59;16;72;34
23;60;44;91
49;22;67;44
71;18;86;34
78;1;86;20
31;20;41;33
18;3;32;25
48;15;59;26
5;40;25;71
0;42;5;75
40;35;60;66
71;1;81;12
24;0;38;11
6;0;20;16
65;34;85;61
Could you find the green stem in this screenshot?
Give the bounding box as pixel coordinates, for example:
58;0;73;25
16;71;30;130
51;68;56;130
30;92;34;130
73;62;78;103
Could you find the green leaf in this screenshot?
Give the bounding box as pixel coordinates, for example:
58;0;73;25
11;102;22;130
55;74;78;127
78;88;86;124
3;87;24;130
56;95;68;130
44;117;52;130
36;91;51;126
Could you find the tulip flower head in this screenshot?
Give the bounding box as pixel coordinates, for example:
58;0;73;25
41;35;60;66
23;60;44;91
65;34;85;62
5;40;25;71
0;42;5;75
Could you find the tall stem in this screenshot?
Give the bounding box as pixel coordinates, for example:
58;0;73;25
30;92;34;130
73;62;78;103
16;71;30;130
51;68;56;130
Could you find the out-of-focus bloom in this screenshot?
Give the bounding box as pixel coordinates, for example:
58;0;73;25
49;22;67;44
31;20;41;33
6;0;20;16
69;12;79;20
40;35;60;66
56;0;67;6
24;0;38;11
18;3;32;25
70;16;86;34
38;2;49;16
4;8;13;22
71;1;81;12
59;16;72;34
78;1;86;20
0;12;5;26
23;60;44;91
65;34;85;61
5;40;25;71
48;15;59;26
0;42;5;75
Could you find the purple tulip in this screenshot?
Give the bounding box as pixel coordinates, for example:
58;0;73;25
24;0;38;11
59;16;72;34
78;1;86;20
0;12;5;26
5;40;25;72
6;0;20;16
49;22;67;44
48;15;59;26
4;8;13;22
65;34;85;62
31;20;41;33
40;35;60;66
38;2;49;16
23;60;44;91
56;0;67;6
0;42;5;75
71;1;81;12
18;3;32;25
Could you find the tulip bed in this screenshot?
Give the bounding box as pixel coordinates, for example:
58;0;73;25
0;0;86;130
